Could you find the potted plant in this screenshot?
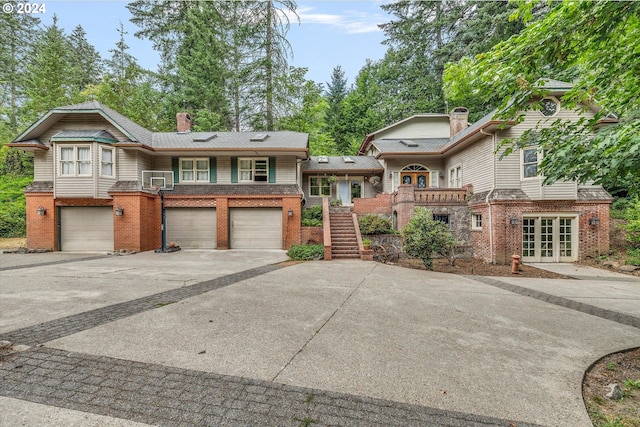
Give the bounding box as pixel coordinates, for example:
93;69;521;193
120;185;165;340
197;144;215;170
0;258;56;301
362;237;371;250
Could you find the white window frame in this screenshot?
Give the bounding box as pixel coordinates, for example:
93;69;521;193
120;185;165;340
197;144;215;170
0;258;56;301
522;147;542;180
239;157;268;183
449;165;461;188
309;176;331;197
180;158;209;183
58;144;92;177
100;146;115;178
472;213;482;230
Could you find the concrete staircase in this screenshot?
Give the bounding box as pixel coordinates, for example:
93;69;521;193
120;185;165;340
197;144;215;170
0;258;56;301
329;209;360;259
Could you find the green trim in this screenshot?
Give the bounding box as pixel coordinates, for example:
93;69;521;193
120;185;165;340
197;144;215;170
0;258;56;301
172;157;179;183
268;157;276;183
231;157;238;183
209;157;217;183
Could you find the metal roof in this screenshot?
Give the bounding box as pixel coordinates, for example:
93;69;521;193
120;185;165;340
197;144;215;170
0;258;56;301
51;130;118;143
151;131;308;151
371;138;451;154
301;156;384;172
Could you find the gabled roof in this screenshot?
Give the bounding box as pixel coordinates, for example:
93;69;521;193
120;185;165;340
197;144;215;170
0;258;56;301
11;101;153;146
8;101;309;156
301;156;383;173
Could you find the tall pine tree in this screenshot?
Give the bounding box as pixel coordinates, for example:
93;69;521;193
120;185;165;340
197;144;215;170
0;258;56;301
324;66;349;154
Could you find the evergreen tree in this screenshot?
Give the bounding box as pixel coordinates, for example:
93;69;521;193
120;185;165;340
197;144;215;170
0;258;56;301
0;3;41;133
23;15;74;121
68;25;103;94
324;66;349;153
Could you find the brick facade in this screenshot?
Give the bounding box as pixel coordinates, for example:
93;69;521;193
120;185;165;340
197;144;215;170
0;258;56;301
353;193;393;215
470;199;611;264
24;192;302;252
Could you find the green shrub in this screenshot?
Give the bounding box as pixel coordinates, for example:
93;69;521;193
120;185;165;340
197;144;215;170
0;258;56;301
358;214;395;235
626;248;640;266
301;206;323;226
0;175;30;238
401;207;458;269
287;244;324;261
621;197;640;247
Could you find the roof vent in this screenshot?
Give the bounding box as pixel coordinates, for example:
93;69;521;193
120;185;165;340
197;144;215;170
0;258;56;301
318;156;329;163
342;156;355;163
193;134;217;142
399;140;419;147
250;133;269;141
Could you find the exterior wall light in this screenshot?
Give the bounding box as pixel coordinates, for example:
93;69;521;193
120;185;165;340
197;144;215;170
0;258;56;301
115;206;124;216
287;208;293;217
509;217;519;226
36;206;46;216
589;216;599;226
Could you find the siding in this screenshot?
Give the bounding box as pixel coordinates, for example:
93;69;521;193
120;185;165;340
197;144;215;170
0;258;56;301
34;150;53;181
376;117;450;139
275;156;297;184
445;135;494;192
496;104;595;199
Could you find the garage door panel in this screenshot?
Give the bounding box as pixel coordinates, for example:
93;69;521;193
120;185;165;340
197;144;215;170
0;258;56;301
230;208;282;249
165;208;216;249
61;207;113;251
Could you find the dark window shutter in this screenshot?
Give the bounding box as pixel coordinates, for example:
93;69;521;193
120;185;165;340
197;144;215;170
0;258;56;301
209;157;217;183
172;157;179;183
268;157;276;183
231;157;238;183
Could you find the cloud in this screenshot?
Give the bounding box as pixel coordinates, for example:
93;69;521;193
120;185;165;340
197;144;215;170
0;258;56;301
290;5;384;34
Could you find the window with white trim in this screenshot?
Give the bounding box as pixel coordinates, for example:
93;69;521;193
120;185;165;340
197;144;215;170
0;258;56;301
239;158;268;182
100;146;115;178
309;177;331;197
522;148;541;179
180;158;209;182
449;165;461;188
472;213;482;230
59;145;92;176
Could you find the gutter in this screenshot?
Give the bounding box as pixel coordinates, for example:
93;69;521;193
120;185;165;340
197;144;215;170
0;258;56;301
480;127;496;263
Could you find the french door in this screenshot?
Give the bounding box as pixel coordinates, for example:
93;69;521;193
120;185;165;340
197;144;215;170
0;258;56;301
522;215;578;262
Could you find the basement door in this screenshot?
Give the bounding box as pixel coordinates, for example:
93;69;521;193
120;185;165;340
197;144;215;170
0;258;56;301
229;208;282;249
60;207;114;251
522;215;578;262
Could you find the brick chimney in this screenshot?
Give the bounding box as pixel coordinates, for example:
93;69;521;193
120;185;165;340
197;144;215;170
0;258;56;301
449;107;469;137
177;112;192;133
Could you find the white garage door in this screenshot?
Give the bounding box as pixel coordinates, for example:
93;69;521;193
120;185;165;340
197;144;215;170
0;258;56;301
60;207;114;251
230;208;282;249
165;208;216;248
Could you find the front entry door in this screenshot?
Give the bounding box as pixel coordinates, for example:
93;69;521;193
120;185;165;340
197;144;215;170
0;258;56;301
400;172;429;188
337;178;363;206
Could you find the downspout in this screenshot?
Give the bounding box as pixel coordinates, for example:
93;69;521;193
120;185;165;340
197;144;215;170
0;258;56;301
480;128;496;263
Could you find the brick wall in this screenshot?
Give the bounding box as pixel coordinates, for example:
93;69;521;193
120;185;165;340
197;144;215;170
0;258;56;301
353;193;392;215
301;226;323;245
25;193;56;250
111;192;160;252
470;199;611;264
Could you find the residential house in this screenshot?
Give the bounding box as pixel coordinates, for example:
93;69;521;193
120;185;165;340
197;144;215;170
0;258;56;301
300;80;612;264
11;80;612;264
8;101;308;252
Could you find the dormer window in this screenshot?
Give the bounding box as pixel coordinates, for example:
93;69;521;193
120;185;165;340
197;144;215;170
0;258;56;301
539;97;559;117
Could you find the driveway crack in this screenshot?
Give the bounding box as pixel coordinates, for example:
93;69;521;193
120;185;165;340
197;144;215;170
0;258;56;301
271;263;379;382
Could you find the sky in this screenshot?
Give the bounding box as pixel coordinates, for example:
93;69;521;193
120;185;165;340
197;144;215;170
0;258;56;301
39;0;391;86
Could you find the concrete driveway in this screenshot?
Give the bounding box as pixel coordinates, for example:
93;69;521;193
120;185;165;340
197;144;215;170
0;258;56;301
1;250;639;427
